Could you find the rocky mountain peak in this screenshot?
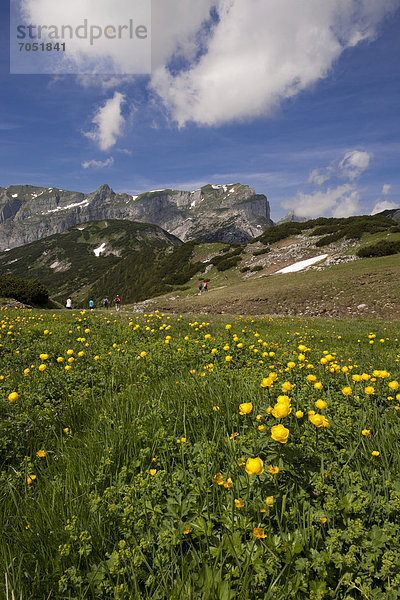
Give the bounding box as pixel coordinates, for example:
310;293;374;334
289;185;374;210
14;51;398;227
0;182;273;250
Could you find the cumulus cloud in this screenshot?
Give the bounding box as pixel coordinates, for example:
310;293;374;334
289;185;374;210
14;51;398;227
371;200;399;214
308;149;373;188
281;184;361;218
84;92;126;150
82;157;114;169
381;184;392;195
150;0;399;126
20;0;398;125
338;150;372;180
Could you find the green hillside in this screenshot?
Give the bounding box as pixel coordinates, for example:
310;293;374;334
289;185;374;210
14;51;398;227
0;220;185;305
0;213;399;313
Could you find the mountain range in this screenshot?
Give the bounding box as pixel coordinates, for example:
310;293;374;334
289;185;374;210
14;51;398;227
0;182;273;251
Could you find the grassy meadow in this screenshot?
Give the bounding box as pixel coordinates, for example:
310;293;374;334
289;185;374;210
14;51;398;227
1;307;400;599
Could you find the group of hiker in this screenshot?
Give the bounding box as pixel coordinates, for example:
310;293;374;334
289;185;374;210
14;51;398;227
198;281;209;293
65;295;121;311
66;278;214;310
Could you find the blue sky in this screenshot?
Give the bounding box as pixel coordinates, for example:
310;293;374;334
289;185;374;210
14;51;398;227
1;0;399;221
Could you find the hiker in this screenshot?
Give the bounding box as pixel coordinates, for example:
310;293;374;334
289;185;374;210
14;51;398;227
103;296;109;310
114;295;121;311
89;298;95;310
198;282;203;293
203;281;208;292
66;298;72;309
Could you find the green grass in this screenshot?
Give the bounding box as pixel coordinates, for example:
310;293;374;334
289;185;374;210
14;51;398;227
1;309;400;599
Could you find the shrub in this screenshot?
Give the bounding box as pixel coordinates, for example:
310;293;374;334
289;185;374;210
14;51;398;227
252;248;271;256
216;256;241;271
0;274;49;305
316;231;344;247
250;265;263;272
357;240;400;258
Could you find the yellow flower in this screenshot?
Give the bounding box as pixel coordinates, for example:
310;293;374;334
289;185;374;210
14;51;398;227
270;424;289;444
309;413;324;427
315;399;327;410
149;469;157;476
57;357;64;362
287;361;296;368
295;410;304;418
281;381;294;392
258;425;265;432
352;374;362;382
253;527;267;539
67;349;74;355
388;381;399;390
63;427;69;434
225;324;231;330
65;365;71;371
8;392;19;402
239;402;253;415
342;387;352;396
265;496;274;506
94;356;100;361
24;368;30;376
27;474;36;485
268;465;279;474
78;351;84;357
307;374;317;382
225;355;232;362
371;451;380;456
223;478;233;489
36;450;46;458
245;457;264;475
213;472;224;484
211;348;218;354
212;406;220;411
183;528;192;535
320;518;327;524
235;498;245;508
314;382;323;390
272;402;291;418
364;386;375;395
39;354;49;360
38;364;47;372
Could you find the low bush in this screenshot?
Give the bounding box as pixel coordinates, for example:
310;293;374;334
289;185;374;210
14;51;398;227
357;240;400;257
0;274;49;305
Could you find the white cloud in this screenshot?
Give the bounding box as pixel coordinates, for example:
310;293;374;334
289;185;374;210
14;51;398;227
82;157;114;169
282;184;361;218
338;150;372;180
331;190;361;217
20;0;398;126
371;200;399;214
308;166;334;186
150;0;398;126
382;184;392;195
84;92;126;150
